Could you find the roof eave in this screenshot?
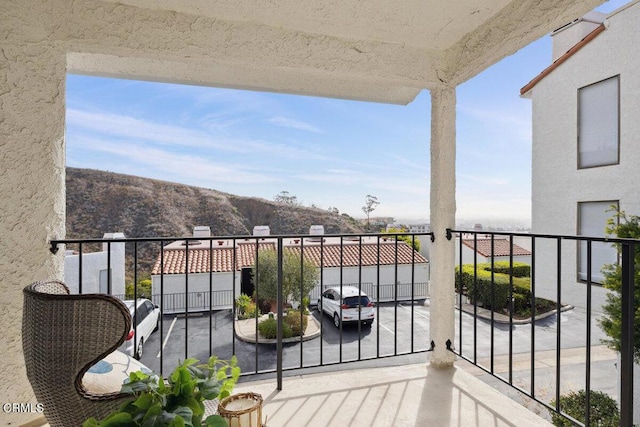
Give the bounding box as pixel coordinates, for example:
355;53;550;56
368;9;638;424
520;23;606;97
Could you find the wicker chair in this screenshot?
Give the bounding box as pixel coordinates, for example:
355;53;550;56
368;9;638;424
22;280;135;426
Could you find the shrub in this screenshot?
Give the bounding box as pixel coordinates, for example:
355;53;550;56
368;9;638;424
257;310;308;339
599;207;640;362
455;262;553;315
285;309;308;336
236;294;260;320
490;261;530;278
550;390;619;427
125;279;152;299
257;317;279;338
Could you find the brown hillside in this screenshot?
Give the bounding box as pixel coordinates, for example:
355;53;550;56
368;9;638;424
66;167;363;239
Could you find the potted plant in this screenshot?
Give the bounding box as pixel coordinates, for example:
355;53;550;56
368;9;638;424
84;355;240;427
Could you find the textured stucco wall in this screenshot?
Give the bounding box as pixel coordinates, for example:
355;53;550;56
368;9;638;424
1;2;67;424
530;3;640;311
429;86;457;367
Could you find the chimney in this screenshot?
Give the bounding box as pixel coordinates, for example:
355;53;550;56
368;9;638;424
253;225;270;236
309;225;324;235
193;226;211;238
551;11;606;62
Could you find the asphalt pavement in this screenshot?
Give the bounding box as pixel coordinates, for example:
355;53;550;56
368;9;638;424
137;301;618;419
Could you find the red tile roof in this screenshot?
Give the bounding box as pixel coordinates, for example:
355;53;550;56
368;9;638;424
296;242;427;268
461;239;531;258
152;241;427;275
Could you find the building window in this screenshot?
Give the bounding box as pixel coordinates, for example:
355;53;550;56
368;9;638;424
577;201;618;284
578;76;619;169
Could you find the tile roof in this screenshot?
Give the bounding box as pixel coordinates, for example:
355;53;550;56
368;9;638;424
295;242;428;268
152;241;427;275
462;239;531;258
152;243;275;275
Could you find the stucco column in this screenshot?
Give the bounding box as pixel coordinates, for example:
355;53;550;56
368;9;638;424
0;21;66;424
428;85;457;367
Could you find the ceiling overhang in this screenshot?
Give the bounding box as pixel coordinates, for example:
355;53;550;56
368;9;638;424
64;0;604;104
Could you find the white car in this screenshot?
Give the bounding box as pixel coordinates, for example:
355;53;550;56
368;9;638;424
119;298;160;359
317;286;375;328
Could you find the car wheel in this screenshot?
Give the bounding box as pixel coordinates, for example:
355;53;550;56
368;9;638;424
153;317;159;332
333;313;341;328
363;321;372;328
136;338;144;360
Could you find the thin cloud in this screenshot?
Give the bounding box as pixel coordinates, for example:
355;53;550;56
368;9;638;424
70;136;276;186
67;109;329;161
268;116;323;133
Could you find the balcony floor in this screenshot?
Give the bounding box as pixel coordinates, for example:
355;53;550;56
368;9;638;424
231;361;552;427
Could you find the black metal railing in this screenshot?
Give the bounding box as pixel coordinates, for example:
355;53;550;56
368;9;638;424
51;231;433;390
448;229;637;427
51;228;637;425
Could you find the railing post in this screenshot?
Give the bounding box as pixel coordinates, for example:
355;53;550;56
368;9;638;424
620;242;635;427
277;237;283;390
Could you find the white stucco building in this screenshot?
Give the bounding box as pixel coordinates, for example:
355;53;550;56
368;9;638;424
522;1;640;311
150;233;429;313
63;232;126;295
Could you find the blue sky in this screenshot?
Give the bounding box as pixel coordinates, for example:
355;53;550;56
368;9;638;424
65;0;628;227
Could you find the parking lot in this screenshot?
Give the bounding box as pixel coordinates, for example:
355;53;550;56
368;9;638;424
135;301;618;414
139;302;432;375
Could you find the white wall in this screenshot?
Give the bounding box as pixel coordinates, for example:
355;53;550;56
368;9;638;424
529;3;640;311
64;233;126;295
312;264;430;302
151;272;240;313
151;263;430;313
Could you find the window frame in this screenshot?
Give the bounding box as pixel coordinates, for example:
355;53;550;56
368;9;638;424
576;200;619;285
577;75;620;170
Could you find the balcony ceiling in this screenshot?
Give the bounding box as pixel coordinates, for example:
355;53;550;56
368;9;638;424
68;0;603;104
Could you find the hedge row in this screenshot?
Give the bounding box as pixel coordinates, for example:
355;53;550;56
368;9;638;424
455;262;548;312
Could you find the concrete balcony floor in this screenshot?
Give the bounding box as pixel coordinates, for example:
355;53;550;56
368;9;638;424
231;361;552;427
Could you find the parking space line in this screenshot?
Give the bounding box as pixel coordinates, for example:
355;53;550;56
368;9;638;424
378;321;395;335
157;317;177;358
399;304;430;320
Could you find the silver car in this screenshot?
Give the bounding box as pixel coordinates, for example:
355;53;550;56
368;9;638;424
317;286;375;328
119;298;160;359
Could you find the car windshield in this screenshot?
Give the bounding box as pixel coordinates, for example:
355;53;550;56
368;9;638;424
343;296;370;307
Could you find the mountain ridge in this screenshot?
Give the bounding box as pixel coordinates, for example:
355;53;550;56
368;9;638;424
66;167;365;240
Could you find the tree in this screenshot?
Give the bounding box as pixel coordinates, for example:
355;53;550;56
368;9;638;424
362;194;380;231
381;227;421;251
274;190;299;205
599;207;640;361
252;248;319;308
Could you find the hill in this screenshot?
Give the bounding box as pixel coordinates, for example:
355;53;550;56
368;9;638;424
66;167;364;240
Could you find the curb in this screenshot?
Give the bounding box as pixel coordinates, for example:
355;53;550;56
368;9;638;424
456;303;574;325
234;314;322;344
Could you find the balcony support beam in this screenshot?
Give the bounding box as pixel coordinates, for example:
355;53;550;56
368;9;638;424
428;85;457;367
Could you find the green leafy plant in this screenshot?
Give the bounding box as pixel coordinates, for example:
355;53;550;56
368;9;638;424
550;389;619;427
83;355;240;427
125;279;152;299
455;262;554;317
599;207;640;361
380;227;421;251
257;310;308;339
235;294;260;320
253;249;319;307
